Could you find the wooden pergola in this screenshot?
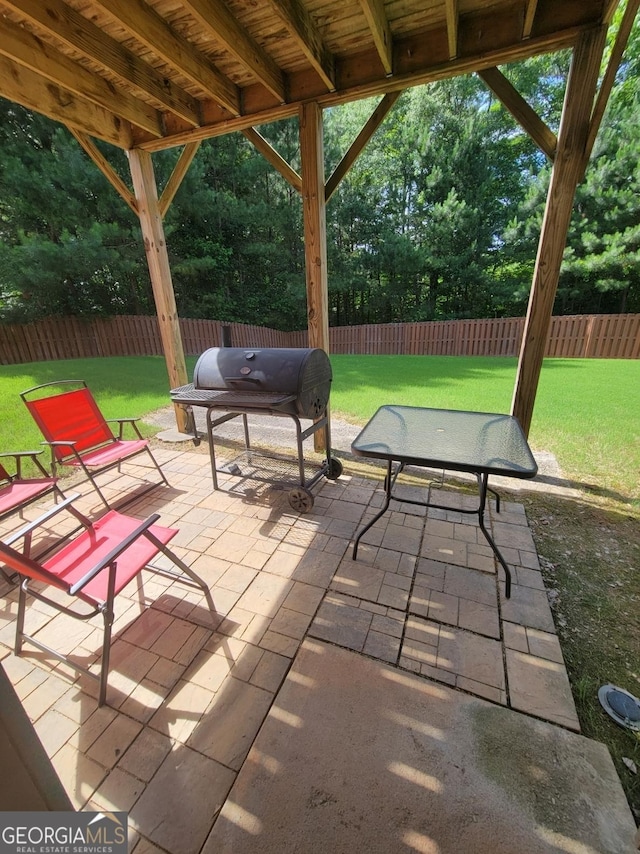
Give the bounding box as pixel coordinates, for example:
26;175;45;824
0;0;637;436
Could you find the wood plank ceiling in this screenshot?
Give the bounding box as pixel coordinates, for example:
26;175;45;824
0;0;618;151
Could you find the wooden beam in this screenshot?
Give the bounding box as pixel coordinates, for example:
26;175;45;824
583;0;640;171
511;26;608;436
2;0;201;128
603;0;623;24
0;17;162;138
158;143;201;218
300;102;329;451
127;149;192;433
325;92;400;202
445;0;459;59
267;0;336;91
358;0;393;75
94;0;241;116
67;128;138;215
523;0;538;38
136;23;584;153
478;67;557;161
300;102;329;351
180;0;286;102
0;54;132;148
242;128;302;192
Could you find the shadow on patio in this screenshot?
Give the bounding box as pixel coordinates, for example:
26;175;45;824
0;444;636;853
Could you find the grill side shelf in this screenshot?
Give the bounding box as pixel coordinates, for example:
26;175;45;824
170;385;296;409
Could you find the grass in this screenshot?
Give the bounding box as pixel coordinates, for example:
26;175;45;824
0;356;197;452
1;353;638;502
1;352;640;816
330;354;640;502
522;492;640;821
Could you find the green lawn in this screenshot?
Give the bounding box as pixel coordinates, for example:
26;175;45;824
0;355;197;452
1;354;638;503
330;355;640;503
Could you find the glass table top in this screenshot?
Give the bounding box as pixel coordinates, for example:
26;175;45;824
351;405;538;478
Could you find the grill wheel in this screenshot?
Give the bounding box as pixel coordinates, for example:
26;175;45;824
288;487;314;513
326;458;344;480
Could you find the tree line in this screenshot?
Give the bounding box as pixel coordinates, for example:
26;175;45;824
1;15;638;332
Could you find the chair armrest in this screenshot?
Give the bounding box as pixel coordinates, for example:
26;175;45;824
0;450;48;479
43;440;82;465
3;494;82;547
69;514;161;595
106;418;143;440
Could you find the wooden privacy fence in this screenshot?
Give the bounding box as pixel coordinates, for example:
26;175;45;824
1;313;638;365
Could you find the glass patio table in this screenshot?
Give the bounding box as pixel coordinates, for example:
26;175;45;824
350;405;538;598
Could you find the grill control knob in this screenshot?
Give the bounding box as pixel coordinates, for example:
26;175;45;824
245;351;256;360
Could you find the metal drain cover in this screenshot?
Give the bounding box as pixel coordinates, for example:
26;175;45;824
598;684;640;731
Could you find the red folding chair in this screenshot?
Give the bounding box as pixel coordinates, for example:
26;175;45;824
0;451;65;585
0;450;63;523
21;380;168;509
0;494;215;706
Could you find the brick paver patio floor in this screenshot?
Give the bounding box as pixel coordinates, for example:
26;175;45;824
0;445;580;852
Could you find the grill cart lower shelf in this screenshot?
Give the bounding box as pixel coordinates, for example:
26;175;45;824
170;384;343;512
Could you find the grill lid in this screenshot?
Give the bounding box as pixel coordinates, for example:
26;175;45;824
190;347;332;419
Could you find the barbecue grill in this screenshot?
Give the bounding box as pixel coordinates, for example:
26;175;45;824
170;347;343;512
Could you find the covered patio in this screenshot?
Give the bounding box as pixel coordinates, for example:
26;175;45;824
1;0;639;849
0;431;635;852
1;0;638;438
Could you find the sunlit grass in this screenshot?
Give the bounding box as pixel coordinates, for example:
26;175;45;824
0;356;196;452
0;353;638;502
330;355;640;502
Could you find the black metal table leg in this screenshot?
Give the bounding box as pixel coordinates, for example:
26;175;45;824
352;459;394;560
476;473;511;598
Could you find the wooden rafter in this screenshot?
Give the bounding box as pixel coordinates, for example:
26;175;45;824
523;0;538;38
0;0;619;152
325;92;400;202
158;142;202;218
181;0;286;102
478;68;557;161
0;17;163;138
242;128;302;192
0;54;132;148
67;128;138;215
93;0;241;116
445;0;459;60
135;23;588;152
267;0;336;91
2;0;202;128
358;0;393;75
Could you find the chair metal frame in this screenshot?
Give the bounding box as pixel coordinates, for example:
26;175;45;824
0;450;66;585
0;450;64;523
20;380;169;509
0;494;214;706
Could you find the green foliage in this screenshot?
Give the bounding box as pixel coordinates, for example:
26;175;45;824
1;17;639;327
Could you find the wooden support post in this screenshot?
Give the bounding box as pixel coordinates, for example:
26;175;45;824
300;102;329;351
511;27;607;436
300;102;329;450
128;148;193;434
